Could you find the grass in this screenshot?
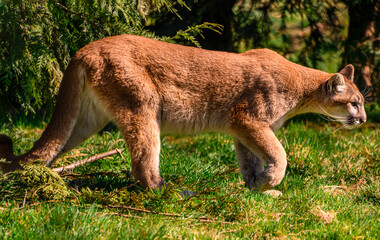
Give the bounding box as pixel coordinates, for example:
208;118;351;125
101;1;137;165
0;119;379;239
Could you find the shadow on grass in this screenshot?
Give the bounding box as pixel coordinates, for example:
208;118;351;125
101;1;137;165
65;170;140;193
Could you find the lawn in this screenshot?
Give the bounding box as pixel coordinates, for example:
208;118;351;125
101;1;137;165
0;119;379;239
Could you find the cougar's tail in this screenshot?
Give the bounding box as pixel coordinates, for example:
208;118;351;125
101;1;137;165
0;59;85;172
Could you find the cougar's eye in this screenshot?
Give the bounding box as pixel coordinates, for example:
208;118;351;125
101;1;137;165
350;102;358;107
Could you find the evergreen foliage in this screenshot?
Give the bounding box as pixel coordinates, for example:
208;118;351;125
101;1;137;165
150;0;379;103
0;0;379;121
0;0;217;121
0;0;147;119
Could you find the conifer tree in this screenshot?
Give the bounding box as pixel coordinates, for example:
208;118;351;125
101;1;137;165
0;0;218;121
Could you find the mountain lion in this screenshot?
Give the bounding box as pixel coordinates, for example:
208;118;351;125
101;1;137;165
0;35;366;193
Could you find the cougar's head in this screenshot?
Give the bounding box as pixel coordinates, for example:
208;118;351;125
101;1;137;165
320;64;367;128
0;134;20;173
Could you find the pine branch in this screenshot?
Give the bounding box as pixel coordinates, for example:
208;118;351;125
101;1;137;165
55;2;101;29
171;23;223;48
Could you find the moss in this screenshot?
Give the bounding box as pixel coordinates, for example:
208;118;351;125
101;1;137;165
0;162;70;202
79;182;178;208
0;162;179;208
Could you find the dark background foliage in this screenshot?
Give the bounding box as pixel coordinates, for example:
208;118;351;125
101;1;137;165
0;0;379;122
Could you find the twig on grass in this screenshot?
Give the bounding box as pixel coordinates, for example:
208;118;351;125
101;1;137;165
219;228;242;234
60;170;120;178
321;186;348;190
106;205;235;225
93;212;143;219
2;200;65;212
116;149;127;162
107;205;182;218
95;211;233;224
197;219;235;225
52;149;121;173
122;181;139;191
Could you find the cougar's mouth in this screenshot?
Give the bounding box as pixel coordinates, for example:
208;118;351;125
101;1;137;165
347;117;359;126
346;117;366;127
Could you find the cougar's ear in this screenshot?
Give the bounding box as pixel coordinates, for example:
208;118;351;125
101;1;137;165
327;73;345;93
339;64;354;82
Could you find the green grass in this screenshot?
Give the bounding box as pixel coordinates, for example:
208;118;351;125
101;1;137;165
0;120;379;239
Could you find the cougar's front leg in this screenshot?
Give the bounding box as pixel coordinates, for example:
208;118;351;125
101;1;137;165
232;124;287;191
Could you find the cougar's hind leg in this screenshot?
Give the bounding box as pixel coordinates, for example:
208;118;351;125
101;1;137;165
90;65;163;189
115;108;164;189
47;87;111;166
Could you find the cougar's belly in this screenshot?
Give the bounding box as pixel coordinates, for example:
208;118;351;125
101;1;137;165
159;98;228;135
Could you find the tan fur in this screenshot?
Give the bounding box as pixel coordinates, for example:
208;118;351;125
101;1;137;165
0;35;366;191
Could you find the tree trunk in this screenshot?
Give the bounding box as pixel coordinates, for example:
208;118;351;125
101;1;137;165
151;0;237;51
341;0;379;101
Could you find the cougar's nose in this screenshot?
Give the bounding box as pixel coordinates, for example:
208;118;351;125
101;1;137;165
360;117;366;123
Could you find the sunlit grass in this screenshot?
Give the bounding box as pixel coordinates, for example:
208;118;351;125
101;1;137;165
0;120;379;239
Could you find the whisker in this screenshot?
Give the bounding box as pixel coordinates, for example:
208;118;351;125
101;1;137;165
317;104;364;131
343;122;362;130
317;114;342;122
318;105;346;120
354;123;363;129
328;124;345;134
361;87;374;103
361;87;370;97
364;95;372;103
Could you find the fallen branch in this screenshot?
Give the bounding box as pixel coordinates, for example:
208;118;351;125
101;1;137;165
1;200;64;212
321;186;348;190
219;228;242;234
94;211;232;224
106;205;235;224
52;149;121;173
93;212;142;219
107;205;182;218
116;149;127;162
197;219;235;225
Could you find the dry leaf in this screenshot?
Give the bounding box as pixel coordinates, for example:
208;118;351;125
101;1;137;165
311;206;337;223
